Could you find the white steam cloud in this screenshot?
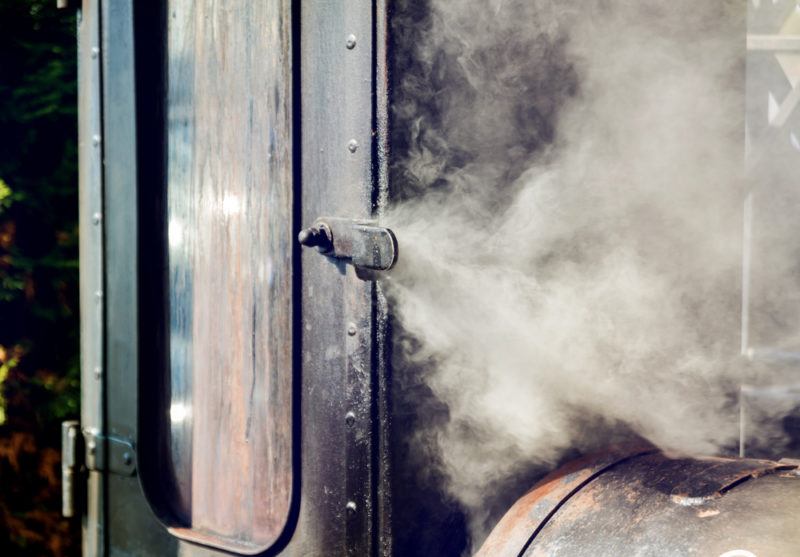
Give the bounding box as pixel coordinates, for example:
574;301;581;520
385;0;792;544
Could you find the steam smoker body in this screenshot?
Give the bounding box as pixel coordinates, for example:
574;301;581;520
479;448;800;556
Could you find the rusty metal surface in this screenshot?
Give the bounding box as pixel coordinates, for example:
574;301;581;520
290;2;382;555
94;1;391;554
172;2;389;556
480;450;800;557
476;446;657;557
139;0;296;553
298;217;398;274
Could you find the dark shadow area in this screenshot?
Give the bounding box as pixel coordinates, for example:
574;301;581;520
0;1;79;555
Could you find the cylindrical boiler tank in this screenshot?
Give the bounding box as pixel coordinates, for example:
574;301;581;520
479;448;800;556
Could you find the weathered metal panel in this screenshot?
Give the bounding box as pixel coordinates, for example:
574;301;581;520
78;0;105;553
136;1;296;553
476;446;658;557
374;4;394;549
95;2;389;554
291;2;381;555
526;453;800;557
479;450;800;557
101;1;179;555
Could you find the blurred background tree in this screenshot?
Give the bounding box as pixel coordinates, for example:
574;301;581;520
0;0;79;555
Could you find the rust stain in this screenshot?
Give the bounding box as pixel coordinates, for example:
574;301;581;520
476;444;656;557
162;0;294;552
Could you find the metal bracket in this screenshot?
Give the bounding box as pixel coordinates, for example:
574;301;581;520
298;217;398;279
62;420;80;518
83;427;137;476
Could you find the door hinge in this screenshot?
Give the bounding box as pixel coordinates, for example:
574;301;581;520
83;427;137;476
61;421;80;518
298;217;398;279
61;421;137;518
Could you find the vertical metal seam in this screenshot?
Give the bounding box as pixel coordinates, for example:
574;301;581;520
79;0;107;553
344;4;377;554
371;0;392;555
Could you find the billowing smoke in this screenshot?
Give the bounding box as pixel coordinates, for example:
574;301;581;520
385;0;789;548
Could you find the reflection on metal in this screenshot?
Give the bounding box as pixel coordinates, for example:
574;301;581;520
137;0;297;553
480;449;800;557
298;217;398;275
78;0;105;552
168;402;190;424
61;420;80;518
92;0;392;554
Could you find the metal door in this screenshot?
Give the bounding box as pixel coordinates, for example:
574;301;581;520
78;1;391;555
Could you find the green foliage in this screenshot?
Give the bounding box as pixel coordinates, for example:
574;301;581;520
0;179;13;211
0;0;79;555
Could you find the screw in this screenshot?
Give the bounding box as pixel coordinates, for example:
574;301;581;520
347;139;358;153
92;212;102;225
346;501;357;514
347;323;357;336
345;34;357;49
345;411;356;426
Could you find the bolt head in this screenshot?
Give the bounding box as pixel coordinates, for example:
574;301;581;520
345;411;356;426
346;501;357;514
347;139;358;153
345;34;357;49
347;323;357;336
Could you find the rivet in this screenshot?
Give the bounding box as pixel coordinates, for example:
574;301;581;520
92;212;102;225
347;139;359;153
95;290;103;300
345;411;356;426
92;135;101;147
345;34;357;49
346;501;357;514
87;442;96;455
347;323;357;336
91;47;99;59
122;452;133;466
93;366;102;380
